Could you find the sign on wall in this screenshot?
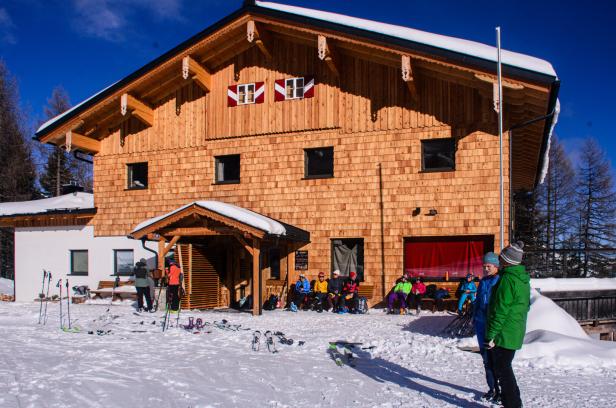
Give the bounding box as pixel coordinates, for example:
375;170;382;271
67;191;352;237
295;250;308;270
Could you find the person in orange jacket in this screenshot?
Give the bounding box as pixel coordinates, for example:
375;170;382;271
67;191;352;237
166;260;183;311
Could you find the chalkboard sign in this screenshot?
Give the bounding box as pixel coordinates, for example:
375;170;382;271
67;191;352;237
295;250;308;270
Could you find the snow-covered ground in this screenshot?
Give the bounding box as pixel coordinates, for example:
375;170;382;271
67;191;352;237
1;298;615;408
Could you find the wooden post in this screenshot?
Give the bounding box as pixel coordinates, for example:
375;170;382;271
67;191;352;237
252;238;262;316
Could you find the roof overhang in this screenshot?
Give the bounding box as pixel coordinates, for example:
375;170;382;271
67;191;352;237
0;209;96;228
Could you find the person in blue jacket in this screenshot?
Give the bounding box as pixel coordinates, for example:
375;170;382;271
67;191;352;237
457;273;477;314
291;273;311;310
474;252;501;402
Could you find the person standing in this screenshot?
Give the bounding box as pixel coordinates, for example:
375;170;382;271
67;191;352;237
166;260;182;312
133;258;153;312
485;241;529;408
327;270;343;312
474;252;501;402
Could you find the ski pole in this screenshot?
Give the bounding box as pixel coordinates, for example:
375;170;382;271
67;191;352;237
106;275;120;313
43;272;52;325
57;278;63;330
66;279;71;329
38;270;47;324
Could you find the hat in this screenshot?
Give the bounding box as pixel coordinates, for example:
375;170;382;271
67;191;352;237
299;272;305;278
500;241;525;265
139;258;147;264
483;252;500;267
349;271;357;279
333;269;340;276
466;273;473;279
318;272;325;277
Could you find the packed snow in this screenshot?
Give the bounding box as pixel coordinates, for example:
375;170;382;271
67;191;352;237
132;201;288;236
0;192;93;216
0;277;14;295
532;277;616;292
1;293;614;407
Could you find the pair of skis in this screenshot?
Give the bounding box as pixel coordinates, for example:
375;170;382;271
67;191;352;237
252;330;277;353
38;270;52;325
328;342;374;367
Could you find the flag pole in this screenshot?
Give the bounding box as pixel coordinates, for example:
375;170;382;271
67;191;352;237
496;27;504;250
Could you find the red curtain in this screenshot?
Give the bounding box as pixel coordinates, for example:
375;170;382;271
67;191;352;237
404;239;485;279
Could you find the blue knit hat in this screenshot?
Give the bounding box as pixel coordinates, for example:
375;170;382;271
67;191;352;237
483;252;500;267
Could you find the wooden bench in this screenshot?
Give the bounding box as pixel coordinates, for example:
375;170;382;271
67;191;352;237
358;284;375;302
90;280;137;301
419;281;478;313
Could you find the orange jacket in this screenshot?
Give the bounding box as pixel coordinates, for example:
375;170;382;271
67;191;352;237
167;264;182;285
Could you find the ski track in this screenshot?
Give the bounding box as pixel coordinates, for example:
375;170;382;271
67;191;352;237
0;302;614;407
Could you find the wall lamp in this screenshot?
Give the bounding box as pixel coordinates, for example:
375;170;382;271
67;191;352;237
427;208;438;216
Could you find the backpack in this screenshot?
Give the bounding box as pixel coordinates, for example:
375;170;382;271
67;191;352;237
263;295;278;311
356;296;368;314
425;284;437;298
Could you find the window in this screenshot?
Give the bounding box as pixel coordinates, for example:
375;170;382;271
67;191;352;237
237;83;255;105
421;139;455;171
268;248;280;280
286;77;304;99
70;250;88;276
215;154;240;184
304;147;334;179
114;249;134;276
127;162;148;189
331;239;364;281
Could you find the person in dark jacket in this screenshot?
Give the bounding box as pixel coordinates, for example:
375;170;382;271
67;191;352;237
485;241;529;408
327;270;344;312
133;258;153;312
474;252;501;402
338;271;359;313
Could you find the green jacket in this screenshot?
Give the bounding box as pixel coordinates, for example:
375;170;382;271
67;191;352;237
394;282;412;295
486;265;530;350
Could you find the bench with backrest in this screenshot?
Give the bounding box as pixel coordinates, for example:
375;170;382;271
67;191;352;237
418;280;478;312
90;280;137;301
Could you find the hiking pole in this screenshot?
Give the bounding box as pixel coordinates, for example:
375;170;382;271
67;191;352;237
65;279;71;329
43;272;52;325
57;279;63;329
106;275;120;314
38;270;47;324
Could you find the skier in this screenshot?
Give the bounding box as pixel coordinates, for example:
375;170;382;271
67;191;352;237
474;252;501;403
133;258;153;312
409;276;426;315
327;270;343;312
386;274;411;314
166;260;182;311
485;241;529;408
457;273;477;315
338;271;359;313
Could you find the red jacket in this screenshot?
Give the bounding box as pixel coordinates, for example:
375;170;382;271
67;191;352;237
411;281;426;295
342;279;359;295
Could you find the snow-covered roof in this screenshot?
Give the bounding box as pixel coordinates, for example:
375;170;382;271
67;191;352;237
132;201;287;236
0;192;94;217
256;1;557;78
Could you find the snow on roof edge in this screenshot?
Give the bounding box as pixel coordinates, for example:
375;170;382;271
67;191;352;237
0;192;94;217
256;1;557;78
538;99;560;185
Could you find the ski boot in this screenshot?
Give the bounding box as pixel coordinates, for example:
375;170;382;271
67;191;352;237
264;331;277;353
252;330;261;351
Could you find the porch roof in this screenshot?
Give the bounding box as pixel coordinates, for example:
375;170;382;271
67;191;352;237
129;200;310;242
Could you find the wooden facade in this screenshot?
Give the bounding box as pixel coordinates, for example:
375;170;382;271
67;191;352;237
35;2;558;312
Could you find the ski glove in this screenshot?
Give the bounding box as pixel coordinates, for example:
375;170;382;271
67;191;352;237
484;339;495;350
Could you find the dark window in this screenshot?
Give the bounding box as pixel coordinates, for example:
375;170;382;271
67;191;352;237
70;250;88;276
421;139;455;171
304;147;334;178
215;155;240;184
114;249;134;276
127;162;148;189
331;238;364;281
268;248;280;280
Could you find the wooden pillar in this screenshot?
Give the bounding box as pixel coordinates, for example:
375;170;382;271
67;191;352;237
252;238;262;316
158;238;166;275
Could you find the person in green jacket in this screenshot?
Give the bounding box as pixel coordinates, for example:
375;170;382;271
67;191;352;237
485;241;529;408
386;275;412;314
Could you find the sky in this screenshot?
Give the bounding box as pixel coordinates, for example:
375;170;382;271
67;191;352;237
1;0;615;169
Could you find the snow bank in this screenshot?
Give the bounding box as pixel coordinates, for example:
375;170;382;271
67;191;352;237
0;192;93;216
0;277;14;295
532;277;616;292
525;289;587;339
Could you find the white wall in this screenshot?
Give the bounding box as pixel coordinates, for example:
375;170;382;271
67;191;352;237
14;226;158;302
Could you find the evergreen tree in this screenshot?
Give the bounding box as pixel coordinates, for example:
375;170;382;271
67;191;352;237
576;138;616;277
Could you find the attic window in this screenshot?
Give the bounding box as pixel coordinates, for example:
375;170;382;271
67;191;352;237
127;162;148;189
238;83;255;105
286;78;304;99
421;139;455;172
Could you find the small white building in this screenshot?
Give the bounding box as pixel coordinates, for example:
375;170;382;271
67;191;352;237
0;192;157;302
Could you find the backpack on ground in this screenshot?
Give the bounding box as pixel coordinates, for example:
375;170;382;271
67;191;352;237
356;296;368;314
263;295;278;311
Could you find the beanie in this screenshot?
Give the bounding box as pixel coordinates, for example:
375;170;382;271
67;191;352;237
483;252;500;267
349;271;357;279
500;241;524;265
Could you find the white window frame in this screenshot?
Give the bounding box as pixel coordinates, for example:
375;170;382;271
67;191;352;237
237;83;256;105
285;77;305;100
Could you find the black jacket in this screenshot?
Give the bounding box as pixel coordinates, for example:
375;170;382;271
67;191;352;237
327;277;344;295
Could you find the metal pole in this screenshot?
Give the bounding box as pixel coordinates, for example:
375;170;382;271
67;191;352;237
496;27;504;250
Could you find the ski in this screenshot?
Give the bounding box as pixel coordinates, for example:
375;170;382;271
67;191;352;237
65;279;71;329
42;271;52;325
56;278;63;329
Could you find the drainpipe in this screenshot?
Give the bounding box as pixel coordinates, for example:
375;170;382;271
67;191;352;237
141;238;159;271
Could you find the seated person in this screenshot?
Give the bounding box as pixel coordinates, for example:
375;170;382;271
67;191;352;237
338;271;359;313
387;275;411;314
409;276;426;314
457;273;477;315
312;272;329;311
327;269;343;312
292;273;311;310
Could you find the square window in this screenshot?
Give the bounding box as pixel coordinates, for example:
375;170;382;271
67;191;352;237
114;249;134;276
215;154;240;184
238;83;255;105
285;77;304;99
304;147;334;178
70;250;88;276
421;139;455;172
127;162;148;189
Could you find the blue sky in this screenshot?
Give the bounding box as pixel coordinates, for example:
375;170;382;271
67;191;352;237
1;0;614;168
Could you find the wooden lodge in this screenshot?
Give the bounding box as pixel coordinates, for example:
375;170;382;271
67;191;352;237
34;1;559;315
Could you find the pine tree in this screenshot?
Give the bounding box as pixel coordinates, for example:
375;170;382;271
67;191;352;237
576;138;616;277
0;61;36;279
